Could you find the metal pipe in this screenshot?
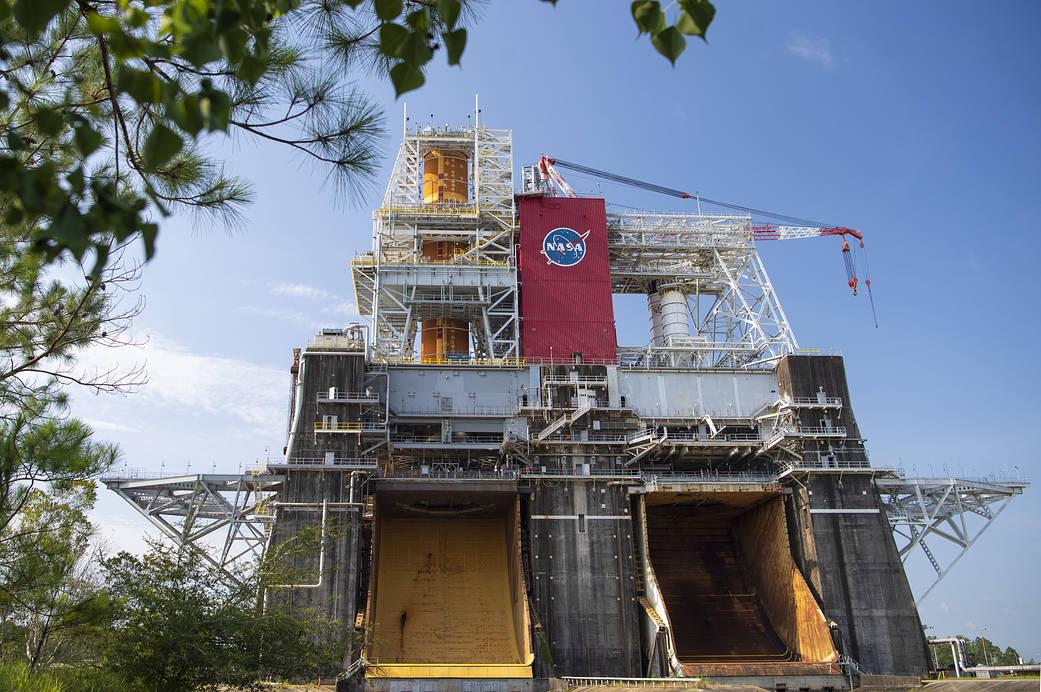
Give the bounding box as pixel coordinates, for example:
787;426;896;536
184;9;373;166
646;291;663;347
284;357;307;460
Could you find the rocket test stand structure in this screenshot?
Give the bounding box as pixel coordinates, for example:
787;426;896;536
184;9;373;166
106;112;1027;691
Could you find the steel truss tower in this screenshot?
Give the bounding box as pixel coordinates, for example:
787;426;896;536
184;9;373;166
352;108;519;363
607;212;798;368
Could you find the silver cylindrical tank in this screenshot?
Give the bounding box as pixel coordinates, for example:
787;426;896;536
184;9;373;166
647;291;664;347
659;288;691;344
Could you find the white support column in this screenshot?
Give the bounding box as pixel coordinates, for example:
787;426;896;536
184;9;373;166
646;291;663;347
659;288;691;344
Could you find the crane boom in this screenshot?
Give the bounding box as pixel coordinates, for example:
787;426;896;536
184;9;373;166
533;153;876;314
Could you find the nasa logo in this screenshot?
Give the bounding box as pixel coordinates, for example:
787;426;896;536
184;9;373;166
541;227;590;267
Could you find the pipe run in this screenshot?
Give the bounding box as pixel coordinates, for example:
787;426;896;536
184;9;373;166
266;472;366;591
267;500;328;590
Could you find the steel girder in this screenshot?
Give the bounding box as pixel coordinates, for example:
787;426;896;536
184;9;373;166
102;472;282;584
875;476;1029;604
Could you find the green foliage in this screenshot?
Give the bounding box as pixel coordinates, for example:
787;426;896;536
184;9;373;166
630;0;715;64
102;541;347;691
1;1;712;277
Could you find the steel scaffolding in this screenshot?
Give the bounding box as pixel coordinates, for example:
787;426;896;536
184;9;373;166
353;110;519;362
608;213;798;368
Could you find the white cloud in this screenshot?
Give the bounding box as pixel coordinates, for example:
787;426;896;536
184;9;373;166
241;279;361;325
78;333;286;434
240;305;321;328
323;301;359;318
81;417;143;435
268;281;336;301
786;33;833;67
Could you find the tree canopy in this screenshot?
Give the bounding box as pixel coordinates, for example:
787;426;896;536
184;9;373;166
0;0;715;275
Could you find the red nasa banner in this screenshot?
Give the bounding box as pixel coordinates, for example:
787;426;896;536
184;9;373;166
517;196;617;362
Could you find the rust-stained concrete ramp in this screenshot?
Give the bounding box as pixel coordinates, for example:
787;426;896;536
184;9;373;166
364;490;533;679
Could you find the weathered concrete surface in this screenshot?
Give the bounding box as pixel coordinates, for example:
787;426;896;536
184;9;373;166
777;356;931;678
528;480;642;677
266;470;362;638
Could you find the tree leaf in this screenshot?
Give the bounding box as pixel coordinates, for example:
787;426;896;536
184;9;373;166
85;11;122;35
140;222;158;260
677;0;715;39
116;67;162;105
389;62;424;97
406;8;429;31
436;0;461;28
12;0;69;36
443;28;466;66
379;23;410;58
651;26;686;65
630;1;663;35
141;124;183;172
73;123;103;157
374;0;402;21
400;30;434;66
32;108;65;137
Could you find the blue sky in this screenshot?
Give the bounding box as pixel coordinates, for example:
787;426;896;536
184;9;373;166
76;1;1041;661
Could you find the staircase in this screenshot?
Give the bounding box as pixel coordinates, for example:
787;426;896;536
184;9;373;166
536;404;594;441
536;413;570;441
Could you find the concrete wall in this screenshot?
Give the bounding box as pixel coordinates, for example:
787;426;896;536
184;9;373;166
287;350;368;460
777;355;931;676
266;469;362;661
527;480;642;677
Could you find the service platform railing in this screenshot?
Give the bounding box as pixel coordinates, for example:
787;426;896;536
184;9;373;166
389;433;504;446
782;395;843;407
392;404;512;417
278;457;379;469
313;421;388;433
317;390;381;404
541;374;609;385
532;433;629;444
377;356;526;367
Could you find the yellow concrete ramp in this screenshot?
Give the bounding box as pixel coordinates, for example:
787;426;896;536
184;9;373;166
366;509;532;678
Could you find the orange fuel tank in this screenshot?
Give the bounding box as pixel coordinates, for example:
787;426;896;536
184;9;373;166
420;150;469;361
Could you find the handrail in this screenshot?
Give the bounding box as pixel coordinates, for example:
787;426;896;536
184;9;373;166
317;391;380;403
533;433;628;443
377;356;526;367
393;405;512;416
390;433;504;444
314;422;387;432
783;395;843;406
541;375;608;384
281;457;379;468
786;425;847;436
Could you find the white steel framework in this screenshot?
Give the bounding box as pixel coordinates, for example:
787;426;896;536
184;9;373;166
353;107;519;362
608;212;798;368
102;471;281;584
876;476;1028;604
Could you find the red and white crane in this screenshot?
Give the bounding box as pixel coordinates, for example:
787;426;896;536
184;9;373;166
535;155;875;315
